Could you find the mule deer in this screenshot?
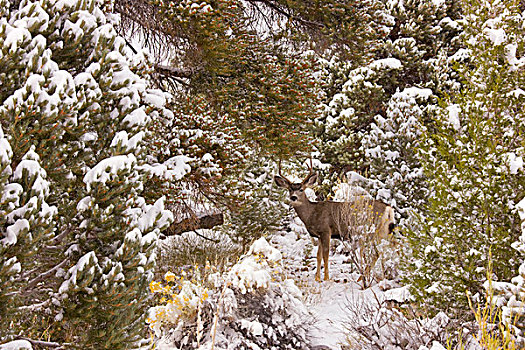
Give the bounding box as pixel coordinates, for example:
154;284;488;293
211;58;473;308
274;170;395;281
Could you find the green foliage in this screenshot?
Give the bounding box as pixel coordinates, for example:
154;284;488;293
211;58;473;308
220;159;290;251
403;0;525;320
0;0;179;347
491;198;525;342
270;0;390;63
316;0;462;174
0;141;57;336
130;0;325;251
148;238;312;349
361;88;435;221
147;0;319;161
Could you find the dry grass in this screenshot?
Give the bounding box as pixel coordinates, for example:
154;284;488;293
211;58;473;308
334;187;394;288
157;229;241;280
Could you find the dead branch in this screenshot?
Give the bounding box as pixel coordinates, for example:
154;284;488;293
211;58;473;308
162;213;224;238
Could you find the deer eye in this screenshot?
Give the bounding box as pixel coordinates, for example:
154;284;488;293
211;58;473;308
299;189;304;192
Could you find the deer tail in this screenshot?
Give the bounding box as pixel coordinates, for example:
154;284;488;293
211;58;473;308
386;206;396;234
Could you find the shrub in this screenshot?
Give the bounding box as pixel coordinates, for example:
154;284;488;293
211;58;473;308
147;237;314;349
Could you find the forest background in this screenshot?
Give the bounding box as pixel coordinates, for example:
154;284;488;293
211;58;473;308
2;0;525;348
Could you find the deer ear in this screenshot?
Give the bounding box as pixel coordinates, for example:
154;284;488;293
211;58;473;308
303;172;318;187
274;175;291;189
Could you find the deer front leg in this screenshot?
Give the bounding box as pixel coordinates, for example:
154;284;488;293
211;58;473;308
322;235;331;281
315;240;323;281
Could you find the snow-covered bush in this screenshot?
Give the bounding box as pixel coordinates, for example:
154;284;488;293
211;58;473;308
403;0;525;320
0;340;34;350
491;197;525;345
0;130;56;341
362;87;433;222
0;0;184;347
315;0;461;176
157;230;241;277
332;178;402;286
343;287;454;349
148;237;313;349
222;159;290;251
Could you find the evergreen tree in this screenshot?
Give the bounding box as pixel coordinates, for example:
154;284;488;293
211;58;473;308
117;0;322;162
361;87;433;220
492;197;525;340
0;130;57;336
316;0;462;175
0;0;181;347
113;0;328;246
403;0;525;319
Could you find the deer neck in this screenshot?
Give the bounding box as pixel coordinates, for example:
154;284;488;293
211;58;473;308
292;200;316;223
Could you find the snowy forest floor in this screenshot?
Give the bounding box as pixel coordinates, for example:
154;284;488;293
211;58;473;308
269;219;411;350
155;217;451;350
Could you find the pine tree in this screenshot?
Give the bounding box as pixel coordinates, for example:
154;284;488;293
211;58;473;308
361;87;433;220
492;197;525;340
316;0;462;175
0;128;57;336
403;0;525;319
0;0;181;347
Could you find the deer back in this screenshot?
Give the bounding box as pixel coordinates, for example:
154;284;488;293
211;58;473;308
328;197;394;240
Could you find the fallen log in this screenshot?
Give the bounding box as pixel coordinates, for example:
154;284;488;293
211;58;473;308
161;213;224;239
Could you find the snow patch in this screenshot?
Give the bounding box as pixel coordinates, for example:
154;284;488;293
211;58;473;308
229;256;272;294
484;27;506;46
508;88;525;98
370;58;402;70
110;130;144;151
83;154;136;190
2;219;30;246
122;107;149;127
419;341;447;350
449;48;471;62
247;237;282;262
445;104;461;130
138;196;173;234
0;340;33;350
4;27;31;53
383;285;414;302
59;251;99;294
505;152;523;175
240;319;264;336
396;87;433;100
0;126;13;164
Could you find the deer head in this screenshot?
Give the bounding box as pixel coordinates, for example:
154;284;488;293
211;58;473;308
274;171;317;206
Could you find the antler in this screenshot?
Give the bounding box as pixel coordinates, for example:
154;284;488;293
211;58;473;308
307;156;314;175
278;159;291;182
274;158;293;189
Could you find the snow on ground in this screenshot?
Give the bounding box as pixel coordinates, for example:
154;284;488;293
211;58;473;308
270;225;381;350
269;218;454;350
308;282;360;349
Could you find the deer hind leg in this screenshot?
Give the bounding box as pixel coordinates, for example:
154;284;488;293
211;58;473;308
322;235;331;281
315;240;323;281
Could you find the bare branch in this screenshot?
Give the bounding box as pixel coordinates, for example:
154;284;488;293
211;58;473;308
154;64;198;79
17;337;69;349
17;300;51;312
245;0;322;29
50;227;70;244
27;258;69;289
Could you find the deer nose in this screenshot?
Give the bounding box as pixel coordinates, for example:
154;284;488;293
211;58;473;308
290;195;298;201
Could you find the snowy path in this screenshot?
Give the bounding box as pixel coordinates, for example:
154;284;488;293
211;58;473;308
308;282;356;349
269;226;458;350
270;229;381;350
